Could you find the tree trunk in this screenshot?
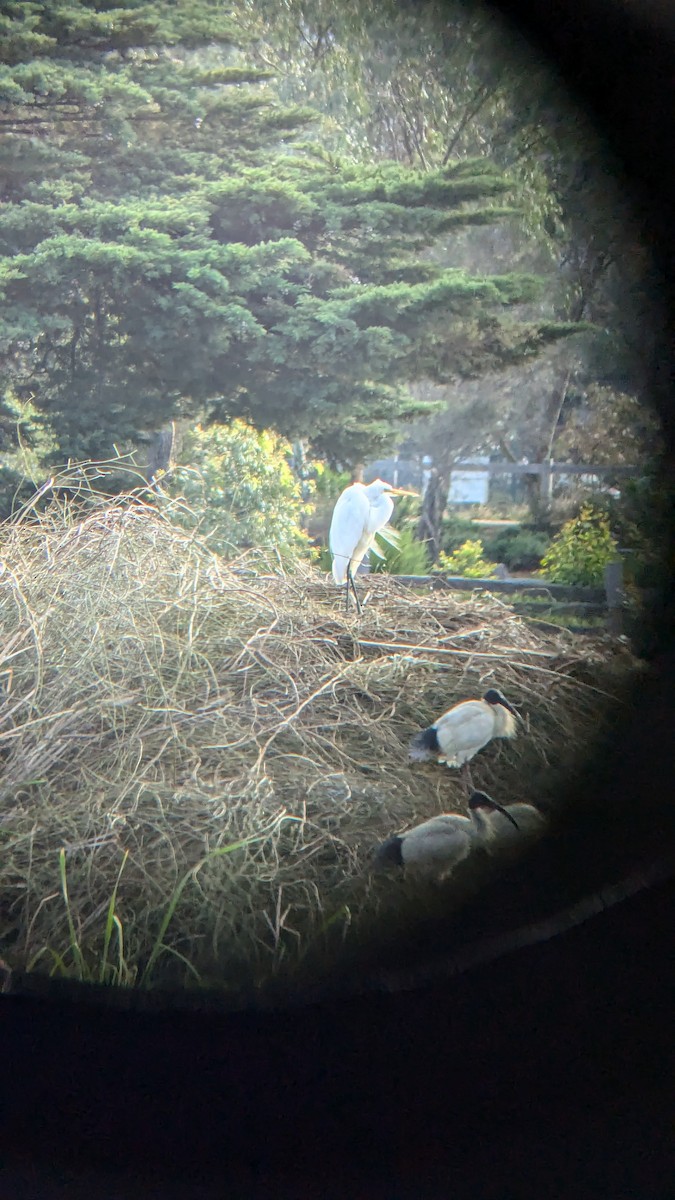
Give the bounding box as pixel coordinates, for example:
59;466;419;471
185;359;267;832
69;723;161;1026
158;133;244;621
544;367;572;463
531;366;573;522
352;462;364;483
146;422;176;486
519;366;573;524
500;435;546;524
416;468;445;564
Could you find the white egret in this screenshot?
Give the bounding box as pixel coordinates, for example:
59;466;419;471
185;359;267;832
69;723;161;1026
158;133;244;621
329;478;418;613
408;688;518;790
374;791;520;880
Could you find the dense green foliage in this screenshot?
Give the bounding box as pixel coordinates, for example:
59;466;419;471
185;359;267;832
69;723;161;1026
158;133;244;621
0;388;57;517
370;525;430;575
539;505;618;586
437;538;496;578
310;462;352;500
481;526;551;571
168;419;311;558
440;513;483;554
0;0;572;490
544;475;671;589
257;0;660;515
387;492;421;530
607;475;672;589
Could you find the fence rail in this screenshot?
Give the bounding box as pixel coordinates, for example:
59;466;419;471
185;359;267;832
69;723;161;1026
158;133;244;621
388;561;631;634
392;575;605;602
446;462;639;476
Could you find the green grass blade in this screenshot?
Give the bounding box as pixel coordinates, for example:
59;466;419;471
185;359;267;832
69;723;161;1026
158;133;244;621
58;847;88;980
100;850;129;984
111;914;134;986
46;947;69;977
152;943;203;984
26;946;49;973
318;904;351;934
140;816;290;986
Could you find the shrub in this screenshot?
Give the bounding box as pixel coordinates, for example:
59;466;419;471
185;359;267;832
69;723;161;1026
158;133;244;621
440;514;480;554
603;474;671;589
389;493;422;530
539;505;618;586
370;526;431;575
311;463;352;499
0;388;58;519
436;539;496;578
481;527;552;571
168;420;312;560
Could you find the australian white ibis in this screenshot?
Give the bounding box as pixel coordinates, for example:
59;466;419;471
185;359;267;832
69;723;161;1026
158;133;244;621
483;797;547;854
408;688;518;790
374;791;520;880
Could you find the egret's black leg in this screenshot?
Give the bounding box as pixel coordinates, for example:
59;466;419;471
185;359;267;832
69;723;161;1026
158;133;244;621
347;567;362;614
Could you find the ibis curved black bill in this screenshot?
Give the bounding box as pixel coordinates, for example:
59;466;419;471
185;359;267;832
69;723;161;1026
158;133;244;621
493;801;520;830
470;791;520;830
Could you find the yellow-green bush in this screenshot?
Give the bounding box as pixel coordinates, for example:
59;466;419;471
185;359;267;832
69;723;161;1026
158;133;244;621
437;539;496;578
168;420;313;560
539;505;618;586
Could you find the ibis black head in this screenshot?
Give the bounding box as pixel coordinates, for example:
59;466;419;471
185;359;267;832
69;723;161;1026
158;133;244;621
483;688;517;716
469;790;520;829
374;835;404;869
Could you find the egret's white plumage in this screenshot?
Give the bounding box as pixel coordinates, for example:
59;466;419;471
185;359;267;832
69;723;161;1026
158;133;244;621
329;478;417;611
409;688;518;786
375;791;520;880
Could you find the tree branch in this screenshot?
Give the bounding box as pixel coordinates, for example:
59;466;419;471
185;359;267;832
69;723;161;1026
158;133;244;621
442;83;493;165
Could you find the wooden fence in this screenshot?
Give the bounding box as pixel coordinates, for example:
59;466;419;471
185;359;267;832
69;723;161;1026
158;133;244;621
386;560;631;635
444;460;640;505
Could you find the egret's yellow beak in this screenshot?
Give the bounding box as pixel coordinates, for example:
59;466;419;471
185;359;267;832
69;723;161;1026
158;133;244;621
389;487;419;497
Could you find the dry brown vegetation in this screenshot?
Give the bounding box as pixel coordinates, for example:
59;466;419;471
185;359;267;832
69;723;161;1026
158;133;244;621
0;492;641;1001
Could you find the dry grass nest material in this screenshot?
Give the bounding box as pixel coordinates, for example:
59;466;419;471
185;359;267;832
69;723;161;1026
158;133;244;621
0;496;641;995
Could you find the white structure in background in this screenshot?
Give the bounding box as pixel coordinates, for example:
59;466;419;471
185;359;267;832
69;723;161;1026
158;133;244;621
448;456;490;504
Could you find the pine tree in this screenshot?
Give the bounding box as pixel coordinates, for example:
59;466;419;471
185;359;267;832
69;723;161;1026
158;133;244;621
0;0;571;472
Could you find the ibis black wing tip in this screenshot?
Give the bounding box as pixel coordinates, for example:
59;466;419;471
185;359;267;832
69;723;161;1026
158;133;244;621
374;836;404;868
408;726;440;761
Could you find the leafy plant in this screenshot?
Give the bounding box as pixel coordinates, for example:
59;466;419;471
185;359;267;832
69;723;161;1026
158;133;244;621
310;463;353;500
539;504;618;586
370;527;431;575
481;527;551;571
389;493;422;530
0;388;58;519
0;1;566;470
437;539;497;578
590;475;671;589
168;420;312;561
316;545;334;574
440;515;480;554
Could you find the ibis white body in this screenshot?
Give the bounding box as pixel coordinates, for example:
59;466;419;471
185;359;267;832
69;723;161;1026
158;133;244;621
409;689;518;769
486;802;546;853
328;479;417;610
375;792;520;880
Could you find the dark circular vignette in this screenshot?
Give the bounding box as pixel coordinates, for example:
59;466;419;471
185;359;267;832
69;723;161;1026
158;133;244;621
1;2;675;1197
